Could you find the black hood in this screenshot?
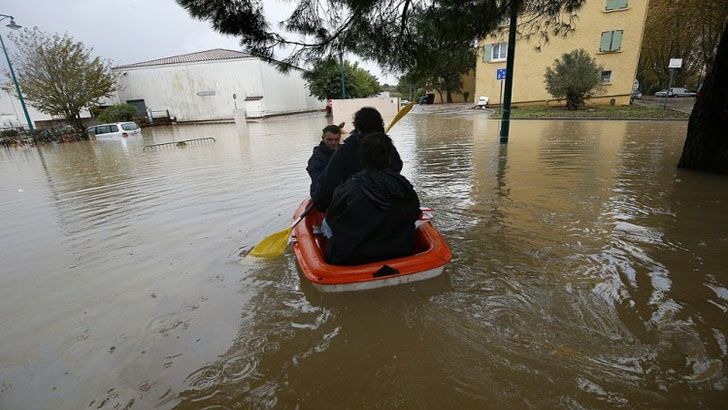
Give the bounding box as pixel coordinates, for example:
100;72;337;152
353;168;415;211
313;141;335;156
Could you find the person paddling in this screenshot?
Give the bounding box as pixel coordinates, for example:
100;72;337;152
314;107;403;211
307;123;344;203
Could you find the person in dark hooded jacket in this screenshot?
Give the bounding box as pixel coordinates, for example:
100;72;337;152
325;133;420;265
306;124;343;202
315;107;403;211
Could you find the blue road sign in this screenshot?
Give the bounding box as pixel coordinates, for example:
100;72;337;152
497;68;507;80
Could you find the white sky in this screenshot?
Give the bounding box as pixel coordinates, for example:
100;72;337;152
3;0;399;85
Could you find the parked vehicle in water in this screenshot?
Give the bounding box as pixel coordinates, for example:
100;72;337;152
417;94;435;104
476;96;490;108
87;122;141;139
654;87;695;98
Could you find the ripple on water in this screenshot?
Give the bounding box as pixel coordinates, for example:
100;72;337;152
145;312;189;337
221;354;259;383
184;364;223;391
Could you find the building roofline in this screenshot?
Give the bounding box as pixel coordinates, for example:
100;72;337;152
112;48;253;70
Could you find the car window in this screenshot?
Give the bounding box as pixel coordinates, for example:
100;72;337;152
96;125;110;134
121;123;138;131
109;125;119;132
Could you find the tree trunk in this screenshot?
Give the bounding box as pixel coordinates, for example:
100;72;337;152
75;113;84;132
677;21;728;174
435;88;443;104
446;89;453;103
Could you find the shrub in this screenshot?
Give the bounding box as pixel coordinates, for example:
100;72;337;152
544;49;604;110
96;104;140;123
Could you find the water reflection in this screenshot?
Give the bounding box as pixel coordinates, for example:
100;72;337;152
1;116;726;409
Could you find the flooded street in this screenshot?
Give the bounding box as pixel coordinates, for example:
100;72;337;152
1;112;726;409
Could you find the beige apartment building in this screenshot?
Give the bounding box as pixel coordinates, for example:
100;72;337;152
474;0;649;107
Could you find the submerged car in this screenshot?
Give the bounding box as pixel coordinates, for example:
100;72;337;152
87;122;141;139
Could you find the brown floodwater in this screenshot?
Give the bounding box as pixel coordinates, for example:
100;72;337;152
1;111;726;409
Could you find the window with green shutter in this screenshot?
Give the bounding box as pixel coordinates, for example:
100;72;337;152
605;0;628;10
612;30;623;50
600;30;624;52
483;44;492;62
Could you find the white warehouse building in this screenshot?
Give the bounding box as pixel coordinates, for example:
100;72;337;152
111;49;322;121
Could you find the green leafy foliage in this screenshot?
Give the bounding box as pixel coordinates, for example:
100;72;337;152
176;0;587;73
302;58;382;99
8;28;116;130
544;49;604;110
637;0;728;93
96;104;140;123
396;73;427;101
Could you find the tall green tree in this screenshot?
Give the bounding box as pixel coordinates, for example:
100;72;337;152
302;58;382;100
544;49;604;110
177;0;586;73
637;0;728;93
8;28;116;130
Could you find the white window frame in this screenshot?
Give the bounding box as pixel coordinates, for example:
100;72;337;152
601;70;612;84
492;43;508;61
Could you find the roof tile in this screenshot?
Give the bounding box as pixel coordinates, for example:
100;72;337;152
113;48;251;69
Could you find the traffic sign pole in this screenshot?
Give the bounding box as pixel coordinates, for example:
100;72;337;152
664;69;674;109
664;58;682;109
497;68;506;114
499;80;503;114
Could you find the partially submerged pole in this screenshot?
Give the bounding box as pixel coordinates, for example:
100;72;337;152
499;2;520;143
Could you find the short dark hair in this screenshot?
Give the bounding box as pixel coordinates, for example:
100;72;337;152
358;133;393;169
322;125;341;135
353;107;384;134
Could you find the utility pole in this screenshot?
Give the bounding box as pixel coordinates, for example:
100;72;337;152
499;2;520;143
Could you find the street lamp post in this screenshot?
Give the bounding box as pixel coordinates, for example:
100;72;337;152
0;14;34;132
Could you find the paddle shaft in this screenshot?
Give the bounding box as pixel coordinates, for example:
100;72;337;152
291;203;315;229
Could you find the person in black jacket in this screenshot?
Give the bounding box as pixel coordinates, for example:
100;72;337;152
306;124;343;202
325;133;420;265
315;107;403;211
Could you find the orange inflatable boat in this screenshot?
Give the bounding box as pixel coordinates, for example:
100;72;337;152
291;199;452;292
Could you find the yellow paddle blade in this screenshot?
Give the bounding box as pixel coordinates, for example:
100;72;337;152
247;227;292;258
385;101;415;133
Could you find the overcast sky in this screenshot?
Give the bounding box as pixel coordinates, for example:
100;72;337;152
4;0;398;84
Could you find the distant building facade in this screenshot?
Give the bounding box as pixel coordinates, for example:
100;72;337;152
432;71;476;104
474;0;649;106
0;89;92;130
111;49;321;121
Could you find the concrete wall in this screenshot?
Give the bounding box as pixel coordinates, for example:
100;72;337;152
331;97;400;129
114;58;321;121
258;62;322;117
0;89;93;129
474;0;648;106
0;90;48;129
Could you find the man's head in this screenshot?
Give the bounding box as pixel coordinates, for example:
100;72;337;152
353;107;385;135
358;133;393;169
321;124;341;150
